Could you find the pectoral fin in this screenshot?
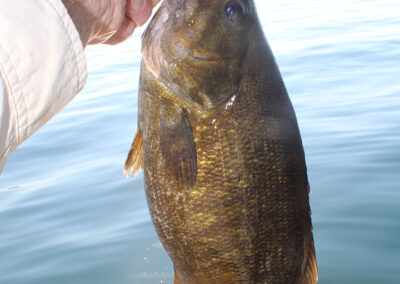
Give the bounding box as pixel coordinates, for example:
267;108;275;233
160;109;197;186
123;128;144;179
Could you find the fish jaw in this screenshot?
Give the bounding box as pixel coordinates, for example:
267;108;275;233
140;0;262;111
141;4;169;80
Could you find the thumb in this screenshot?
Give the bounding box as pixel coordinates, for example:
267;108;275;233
126;0;154;27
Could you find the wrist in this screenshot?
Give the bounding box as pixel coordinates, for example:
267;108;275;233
61;0;91;47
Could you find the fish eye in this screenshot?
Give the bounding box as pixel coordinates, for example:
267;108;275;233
224;1;245;23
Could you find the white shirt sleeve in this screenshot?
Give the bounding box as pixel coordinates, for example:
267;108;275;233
0;0;87;174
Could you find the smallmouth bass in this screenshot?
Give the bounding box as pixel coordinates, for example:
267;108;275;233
125;0;317;283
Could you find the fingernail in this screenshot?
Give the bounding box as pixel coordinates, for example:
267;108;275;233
132;0;144;11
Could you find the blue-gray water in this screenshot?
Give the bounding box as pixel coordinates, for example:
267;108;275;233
1;0;399;283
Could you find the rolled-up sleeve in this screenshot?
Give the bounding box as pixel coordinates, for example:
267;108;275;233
0;0;87;174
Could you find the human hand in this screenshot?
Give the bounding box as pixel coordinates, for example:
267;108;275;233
62;0;161;46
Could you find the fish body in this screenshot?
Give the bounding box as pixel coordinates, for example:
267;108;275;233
125;0;317;283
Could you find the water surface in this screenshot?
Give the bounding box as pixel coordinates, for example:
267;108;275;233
1;0;400;283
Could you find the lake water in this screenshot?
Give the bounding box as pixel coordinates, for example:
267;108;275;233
1;0;399;283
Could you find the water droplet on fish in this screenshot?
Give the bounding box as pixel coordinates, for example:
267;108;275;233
225;95;237;109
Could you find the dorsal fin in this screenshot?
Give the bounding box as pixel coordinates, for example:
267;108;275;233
123;128;144;179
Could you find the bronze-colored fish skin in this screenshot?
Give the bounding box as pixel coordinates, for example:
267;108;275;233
129;0;317;283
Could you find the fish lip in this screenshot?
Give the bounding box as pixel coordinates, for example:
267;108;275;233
144;62;217;112
156;70;208;111
173;40;220;63
177;48;219;62
154;66;240;113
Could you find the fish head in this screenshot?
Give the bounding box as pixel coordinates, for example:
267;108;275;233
142;0;262;110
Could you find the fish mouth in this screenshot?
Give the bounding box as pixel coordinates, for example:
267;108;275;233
156;67;214;111
173;39;220;63
140;2;228;111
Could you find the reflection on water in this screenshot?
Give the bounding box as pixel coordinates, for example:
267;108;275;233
1;0;400;283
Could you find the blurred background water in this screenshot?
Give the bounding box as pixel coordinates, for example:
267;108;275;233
1;0;399;283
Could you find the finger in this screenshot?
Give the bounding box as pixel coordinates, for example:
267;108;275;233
104;16;136;45
126;0;153;27
152;0;161;7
